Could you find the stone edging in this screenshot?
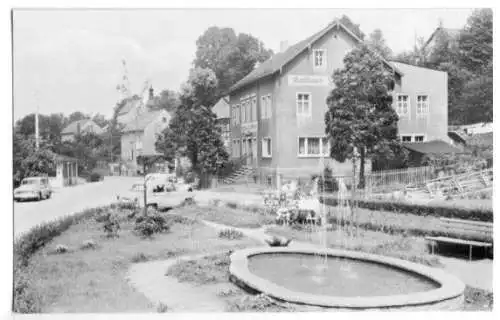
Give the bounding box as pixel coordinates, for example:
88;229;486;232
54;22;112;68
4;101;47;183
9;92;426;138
229;247;465;310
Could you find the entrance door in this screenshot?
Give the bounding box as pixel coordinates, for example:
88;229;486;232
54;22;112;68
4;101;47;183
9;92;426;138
247;139;253;165
252;138;257;165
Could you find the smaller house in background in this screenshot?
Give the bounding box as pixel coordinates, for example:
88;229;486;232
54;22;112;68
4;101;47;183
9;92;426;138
120;109;171;175
212;96;231;151
460;122;493;136
423;26;461;56
402;139;464;167
50;154;79;188
61;119;104;142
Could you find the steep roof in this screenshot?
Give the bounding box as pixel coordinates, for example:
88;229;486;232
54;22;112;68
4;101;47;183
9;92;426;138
61;119;91;135
118;98;142;116
447;131;466;144
229;21;402;94
403;140;464;154
389;61;447;74
424;27;461;48
212;96;230;119
122;110;167;133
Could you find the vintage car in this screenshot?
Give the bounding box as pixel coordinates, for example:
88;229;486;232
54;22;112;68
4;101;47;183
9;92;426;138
14;177;52;202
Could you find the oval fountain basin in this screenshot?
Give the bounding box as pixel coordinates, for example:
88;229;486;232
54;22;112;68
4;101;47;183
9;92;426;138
230;247;465;310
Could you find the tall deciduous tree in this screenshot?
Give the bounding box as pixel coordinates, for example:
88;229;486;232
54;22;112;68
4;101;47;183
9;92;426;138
366;29;392;58
155;68;229;181
325;44;402;188
459;8;493;73
148;89;180;113
193;26;273;96
15;113;66;144
67;111;89;123
13;134;56;186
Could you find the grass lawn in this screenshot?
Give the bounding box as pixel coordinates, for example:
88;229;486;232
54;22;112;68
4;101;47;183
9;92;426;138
18;209;261;313
173;204;275;229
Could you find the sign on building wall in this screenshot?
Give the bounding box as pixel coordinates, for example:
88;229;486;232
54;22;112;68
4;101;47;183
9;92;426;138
241;122;258;135
288;75;331;87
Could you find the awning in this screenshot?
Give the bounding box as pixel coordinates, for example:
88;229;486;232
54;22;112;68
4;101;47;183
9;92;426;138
402;140;464;154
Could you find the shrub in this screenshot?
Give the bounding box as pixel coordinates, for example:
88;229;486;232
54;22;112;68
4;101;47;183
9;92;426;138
218;228;244;240
53;244;69;254
134;213;171;238
321;196;493;222
227;294;294;312
103;215;121;238
156;302;169;313
80;240;97;250
226;201;238;209
89;172;102;182
131;252;151;263
265;236;292;247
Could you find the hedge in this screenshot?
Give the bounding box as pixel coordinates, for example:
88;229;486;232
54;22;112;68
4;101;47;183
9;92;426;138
327;215;492;243
320;196;493;223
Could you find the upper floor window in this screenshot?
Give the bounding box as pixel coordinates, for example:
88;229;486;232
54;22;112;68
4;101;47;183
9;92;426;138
252;97;257;122
247;100;252;122
396;95;410;117
241;102;247;123
296;93;311;116
416;95;429;116
261;95;272;119
313;49;327;68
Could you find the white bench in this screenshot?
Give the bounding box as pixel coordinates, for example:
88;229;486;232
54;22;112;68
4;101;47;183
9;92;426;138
426;217;493;260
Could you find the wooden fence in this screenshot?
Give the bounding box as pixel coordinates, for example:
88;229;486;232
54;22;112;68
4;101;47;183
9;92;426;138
365;166;435;193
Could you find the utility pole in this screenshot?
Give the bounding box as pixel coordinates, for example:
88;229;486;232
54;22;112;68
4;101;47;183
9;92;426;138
34;91;40;150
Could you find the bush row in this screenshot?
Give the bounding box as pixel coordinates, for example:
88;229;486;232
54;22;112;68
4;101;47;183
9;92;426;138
326;215;492;243
320;196;493;222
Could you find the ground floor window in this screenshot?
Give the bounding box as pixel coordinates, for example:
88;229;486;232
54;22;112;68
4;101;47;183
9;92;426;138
401;135;412;142
298;137;330;157
400;134;426;143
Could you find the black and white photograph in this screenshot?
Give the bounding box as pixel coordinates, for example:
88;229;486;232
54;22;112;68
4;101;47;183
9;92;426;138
8;4;494;314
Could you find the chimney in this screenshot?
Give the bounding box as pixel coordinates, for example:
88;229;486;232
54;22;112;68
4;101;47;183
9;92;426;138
148;86;154;101
76;122;81;135
280;40;289;53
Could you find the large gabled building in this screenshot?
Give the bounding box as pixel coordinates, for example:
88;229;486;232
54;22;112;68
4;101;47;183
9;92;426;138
227;20;450;184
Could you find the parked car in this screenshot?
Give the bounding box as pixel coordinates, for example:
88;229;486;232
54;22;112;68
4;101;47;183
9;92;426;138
117;182;195;210
14;177;52;202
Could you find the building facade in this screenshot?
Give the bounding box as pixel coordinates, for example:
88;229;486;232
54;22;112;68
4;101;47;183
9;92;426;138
61;119;104;142
120;109;170;174
228;20;449;182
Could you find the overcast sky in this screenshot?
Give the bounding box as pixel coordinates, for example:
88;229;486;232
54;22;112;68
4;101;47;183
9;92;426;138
13;8;473;120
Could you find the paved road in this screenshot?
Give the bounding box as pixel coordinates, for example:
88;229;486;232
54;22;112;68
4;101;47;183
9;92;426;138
14;176;141;237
